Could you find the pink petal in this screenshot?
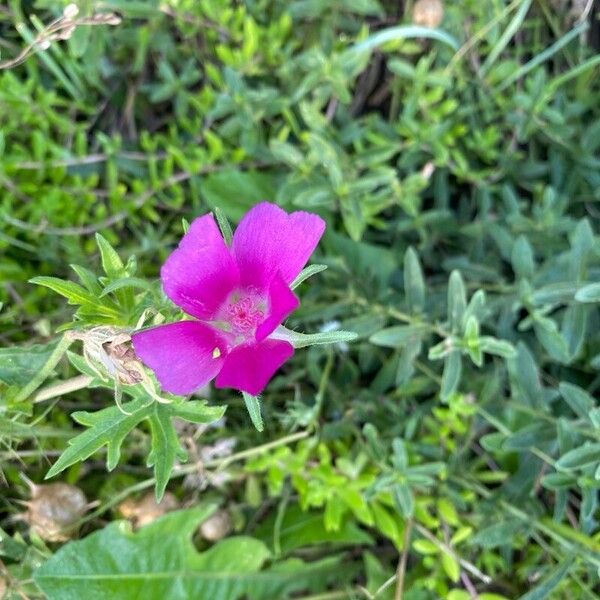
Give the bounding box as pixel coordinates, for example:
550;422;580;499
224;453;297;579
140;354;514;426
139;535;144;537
232;202;325;287
256;274;299;341
161;215;239;320
132;321;226;395
215;339;294;395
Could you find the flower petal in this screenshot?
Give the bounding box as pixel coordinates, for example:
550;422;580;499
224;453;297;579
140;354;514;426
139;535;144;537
161;214;239;319
256;274;299;341
132;321;226;395
215;339;294;395
232;202;325;287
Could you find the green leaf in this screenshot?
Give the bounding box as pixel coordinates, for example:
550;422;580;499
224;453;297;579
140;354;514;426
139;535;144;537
324;496;345;531
441;551;460;582
34;507;345;600
254;506;373;554
46;391;226;497
0;526;27;561
100;277;154;297
30;276;118;316
518;559;574;600
170;400;227;424
201;170;276;222
481;0;533;75
531;282;581;305
0;340;59;386
391;438;408;471
511;235;535;280
404;247;425;313
290;264;327;290
559;383;594;421
464;315;479;342
463;289;486;324
392;482;414;518
242;392;264;432
533;316;569;363
556;444;600;471
561;304;588;360
147;404;187;501
396;340;422;386
479;337;517;359
448;271;466;333
95;233;125;277
509;343;543;407
338;488;373;525
348;25;459;54
441;351;461;401
503;423;556;451
371;502;402;548
214;206;233;245
70;264;102;294
541;473;576;490
45;395;154;478
575;283;600;303
370;325;427;348
469;519;524;549
272;326;358;348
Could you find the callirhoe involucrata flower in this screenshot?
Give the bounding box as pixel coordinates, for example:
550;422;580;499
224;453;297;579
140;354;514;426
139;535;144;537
132;202;325;396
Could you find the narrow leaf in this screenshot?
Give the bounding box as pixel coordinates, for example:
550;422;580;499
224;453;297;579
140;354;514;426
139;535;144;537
147;404;187;501
404;247;425;313
448;271;466;333
290;264;328;289
30;276;118;316
559;382;594;421
214;207;233;245
518;559;573;600
100;277;154;297
272;326;357;348
556;444;600;471
575;283;600;303
95;233;124;277
243;392;264;432
441;351;461;401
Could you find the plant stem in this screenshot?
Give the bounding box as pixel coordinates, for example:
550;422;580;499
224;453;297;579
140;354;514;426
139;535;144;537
394;518;413;600
13;333;75;403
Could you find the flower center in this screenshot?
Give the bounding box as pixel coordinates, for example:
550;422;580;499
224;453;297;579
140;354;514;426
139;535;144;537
216;288;267;342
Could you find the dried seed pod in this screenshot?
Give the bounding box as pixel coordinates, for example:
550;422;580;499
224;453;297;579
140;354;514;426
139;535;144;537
71;326;170;406
199;510;232;542
412;0;444;29
24;483;88;542
118;492;178;528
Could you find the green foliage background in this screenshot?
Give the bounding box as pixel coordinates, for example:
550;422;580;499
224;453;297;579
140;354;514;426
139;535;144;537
1;0;600;598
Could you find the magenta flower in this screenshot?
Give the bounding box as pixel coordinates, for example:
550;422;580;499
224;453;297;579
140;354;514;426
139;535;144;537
132;202;325;396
